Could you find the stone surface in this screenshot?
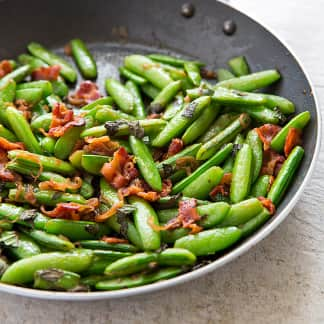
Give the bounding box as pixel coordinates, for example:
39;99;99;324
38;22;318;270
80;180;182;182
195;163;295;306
1;0;323;323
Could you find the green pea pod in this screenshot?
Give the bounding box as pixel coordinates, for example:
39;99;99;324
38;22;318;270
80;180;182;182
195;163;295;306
0;65;31;87
15;88;43;105
264;94;295;114
161;227;189;243
222;133;245;173
182;103;220;145
105;79;134;113
1;232;41;260
80;97;114;110
34;268;84;291
172;143;233;194
182;166;224;200
96;267;183;290
44;219;110;241
0;124;17;142
156;143;201;170
31;113;52;132
141;83;160;99
149;80;182;113
104;252;157;278
95;105;136;123
80;176;94;199
125;80;147;119
271;112;311;152
184;62;201;86
246;129;263;183
100;179;143;249
250;175;273;197
217;69;235;81
39;136;56;154
148;54;204;68
152;96;211;147
0;79;16;102
199;112;238;143
240;208;271;238
6;106;43;154
219;198;263;227
230;106;281;124
125;55;173;89
228;56;250;76
1;249;93;284
158;248;196;266
156;209;179;223
54;125;84;160
129;196;161;251
17;80;53;98
129;135;162;191
79;240;138;253
18;54;48;69
163;93;184;121
68;149;83;169
197;113;251;160
174;227;242;256
230;143;253;203
81;154;110;175
215;70;281;91
267;146;304;205
119;67;147;85
51;80;69;98
28;42;77;82
70;38;97;79
8;150;76;175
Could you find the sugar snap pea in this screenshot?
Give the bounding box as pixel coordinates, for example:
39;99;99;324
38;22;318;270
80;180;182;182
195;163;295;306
246;129;263;183
0;79;16;102
250;175;273;197
0;124;17;142
163;93;184;120
141;83;160;99
70;38;97;79
95;105;136;122
51;80;69;98
148;54;204;68
15;88;43;105
184;62;201;86
217;68;235;81
240;208;271;238
125;80;147;118
39;136;56;154
119;67;147;85
79;240;138;253
17;80;53;97
158;248;196;266
18;54;48;69
0;65;31;87
80;97;114;110
228;56;250;76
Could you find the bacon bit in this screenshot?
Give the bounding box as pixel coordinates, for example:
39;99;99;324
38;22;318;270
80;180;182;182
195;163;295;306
175;156;199;175
160;179;172;197
147;113;162;119
209;172;232;199
32;65;61;81
83;136;119;156
152;148;165;162
68;81;101;107
24;184;37;205
64;43;72;56
256;124;282;150
258;197;276;215
101;236;129;244
95;200;124;222
284;128;302;157
0;137;25;151
0;60;12;78
48;103;85;137
261;149;285;176
166;138;184;158
38;177;82;192
15;99;32;121
41;198;99;220
101;147;138;189
120;180;159;202
184;95;191;103
200;68;217;79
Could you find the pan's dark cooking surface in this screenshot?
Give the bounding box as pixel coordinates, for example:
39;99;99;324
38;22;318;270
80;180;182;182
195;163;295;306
0;0;319;299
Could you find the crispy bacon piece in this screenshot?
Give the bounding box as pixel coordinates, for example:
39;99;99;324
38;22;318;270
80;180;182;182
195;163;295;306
120;179;159;202
166;138;184;158
95;200;124;222
101;147;138;189
32;65;61;81
101;236;129;244
209;172;232;199
163;198;202;234
284;128;302;157
68;81;101;107
147;113;162;119
200;68;217;79
48;103;85;137
41;198;99;220
0;137;25;151
83;136;119;156
175;156;199;175
160;179;172;197
38;177;82;192
261;149;285;176
258;197;276;215
0;60;12;78
15;99;32;121
256;124;282;150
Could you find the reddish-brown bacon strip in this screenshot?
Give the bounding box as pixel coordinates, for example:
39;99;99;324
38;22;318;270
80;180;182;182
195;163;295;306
166;138;184;158
32;65;61;81
101;236;129;244
83;136;119;156
284;128;302;157
0;60;12;78
260;149;285;176
209;172;232;199
256;124;282;150
68;81;101;107
258;197;276;215
38;177;82;192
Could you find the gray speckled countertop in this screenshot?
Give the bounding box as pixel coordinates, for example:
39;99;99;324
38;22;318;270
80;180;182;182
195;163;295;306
1;0;323;323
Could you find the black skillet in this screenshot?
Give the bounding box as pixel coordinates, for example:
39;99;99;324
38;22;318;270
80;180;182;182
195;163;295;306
0;0;320;300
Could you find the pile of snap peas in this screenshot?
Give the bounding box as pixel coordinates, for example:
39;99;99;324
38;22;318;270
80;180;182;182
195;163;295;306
0;39;310;292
